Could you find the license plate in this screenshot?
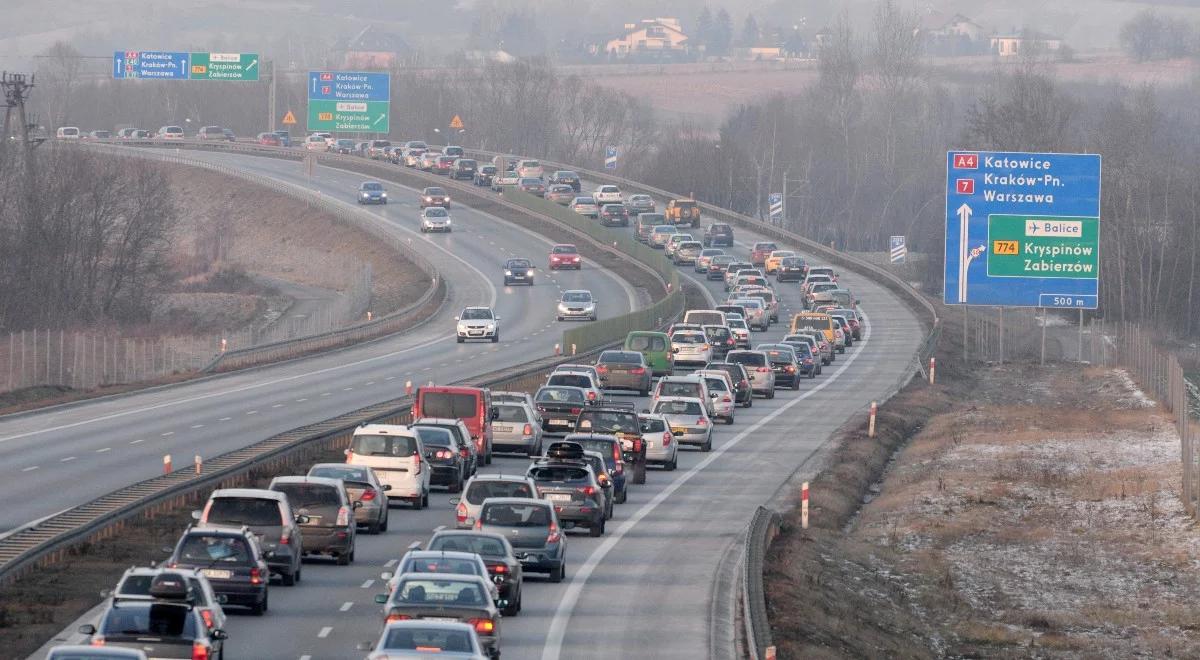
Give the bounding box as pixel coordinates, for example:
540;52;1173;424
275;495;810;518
671;427;686;434
201;569;232;579
546;493;571;502
550;419;568;426
424;617;459;623
494;425;513;432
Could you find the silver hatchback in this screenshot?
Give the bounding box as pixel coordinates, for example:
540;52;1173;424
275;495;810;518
492;402;543;457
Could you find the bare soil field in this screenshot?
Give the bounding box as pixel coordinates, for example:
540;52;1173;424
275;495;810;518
591;54;1199;127
765;318;1200;657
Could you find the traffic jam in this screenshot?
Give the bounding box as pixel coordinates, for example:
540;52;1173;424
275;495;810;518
48;134;867;660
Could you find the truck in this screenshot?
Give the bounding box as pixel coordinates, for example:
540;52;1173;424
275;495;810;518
664;198;702;228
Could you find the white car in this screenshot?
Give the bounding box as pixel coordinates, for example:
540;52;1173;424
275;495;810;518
639;413;678;470
726;316;751;348
545;371;602;404
156;125;184;139
304;135;327;151
670;330;712;366
651;396;714;452
420;206;452;233
347;424;431;508
363;621;488;660
456;306;500;343
695;369;737;424
664;233;695;258
593;185;622;204
451;473;538;529
557;289;597;321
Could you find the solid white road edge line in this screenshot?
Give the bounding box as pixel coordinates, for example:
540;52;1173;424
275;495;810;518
540;308;871;660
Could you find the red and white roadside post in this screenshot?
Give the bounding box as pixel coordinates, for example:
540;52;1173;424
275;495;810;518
801;482;809;529
765;646;777;660
571;344;577;356
868;401;878;438
929;357;936;384
554;343;561;356
194;454;202;475
163;454;172;474
405;380;413;396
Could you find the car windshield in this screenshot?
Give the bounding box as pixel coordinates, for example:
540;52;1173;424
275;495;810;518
482;502;551;527
577;411;638;433
425;187;446;195
552;246;578;254
362;183;383;191
755;243;778;251
520;178;542;185
600;351;640;364
394;579;486;606
495;405;529;423
309;466;370;481
704;377;729;392
729;353;767;366
672;333;705;344
653;226;677;234
101;603;195;637
547;374;592;389
429;534;507;557
659;381;701;397
626;334;666;351
414;427;454;448
728;319;748;329
381;627;476;653
206;497;279;526
460;308;493;320
529;466;589;482
508;260;531;269
536;387;584;403
401;557;481;576
562;292;592;302
654;400;703;415
177;534;251;563
640;417;666;433
273;483;340;509
575;197;595;205
465;480;534;504
351;433;418;457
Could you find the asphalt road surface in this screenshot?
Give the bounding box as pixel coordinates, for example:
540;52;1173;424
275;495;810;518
0;150;637;536
31;152;923;660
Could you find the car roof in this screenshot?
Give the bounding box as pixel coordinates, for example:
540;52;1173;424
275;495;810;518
561;289;592;296
480;497;552;507
413;418;469;428
431;529;512;544
405;550;481;562
47;646;149;659
271;475;344;488
356;423;417;436
468;474;533;483
655;396;705;405
209;488;285;501
395;572;487;585
184;525;256;538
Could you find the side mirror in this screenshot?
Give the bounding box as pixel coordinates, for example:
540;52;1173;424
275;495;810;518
99;589;112;599
495;316;502;321
453;316;460;321
491;408;500;420
381;571;394;581
78;624;96;635
295;515;311;525
212;629;229;641
381;484;392;491
710;391;720;398
264;550;276;560
641;409;651;414
856;300;861;305
356;642;374;652
374;594;389;604
161;546;174;554
191;510;202;521
344;448;352;456
353;501;364;510
449;497;461;505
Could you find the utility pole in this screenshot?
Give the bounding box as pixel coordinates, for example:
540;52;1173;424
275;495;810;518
2;72;37;146
268;59;277;133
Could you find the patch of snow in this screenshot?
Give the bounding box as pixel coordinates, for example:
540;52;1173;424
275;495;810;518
1113;369;1156;409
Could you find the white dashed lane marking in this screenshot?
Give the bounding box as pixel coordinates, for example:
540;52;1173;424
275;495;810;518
60;456;76;462
96;447;111;453
130;439;145;445
361;579;375;589
318;627;332;638
218;417;232;422
21;466;38;472
340;601;353;612
161;431;174;437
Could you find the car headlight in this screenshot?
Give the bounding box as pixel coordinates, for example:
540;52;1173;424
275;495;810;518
381;192;387;197
445;196;450;202
425;196;432;201
486;323;496;330
505;270;512;275
557;303;568;312
526;269;533;276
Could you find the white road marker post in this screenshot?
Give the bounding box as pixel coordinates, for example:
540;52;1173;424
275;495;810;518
929;357;936;384
801;482;809;529
194;454;202;475
868;401;877;438
571;344;577;356
163;454;172;475
405;380;413;396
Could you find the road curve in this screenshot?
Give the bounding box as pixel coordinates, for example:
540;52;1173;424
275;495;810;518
0;150;636;535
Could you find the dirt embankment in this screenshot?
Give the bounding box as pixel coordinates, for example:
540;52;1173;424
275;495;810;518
765;309;1200;658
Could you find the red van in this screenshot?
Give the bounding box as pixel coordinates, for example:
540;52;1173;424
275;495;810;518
413;386;495;464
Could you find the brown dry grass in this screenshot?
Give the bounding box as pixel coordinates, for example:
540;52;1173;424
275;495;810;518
765;304;1200;658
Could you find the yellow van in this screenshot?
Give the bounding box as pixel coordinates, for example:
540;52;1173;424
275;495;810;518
790;312;835;344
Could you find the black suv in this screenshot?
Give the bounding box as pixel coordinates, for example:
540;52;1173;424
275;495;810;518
703;222;734;247
528;441;607;537
475;164;497;186
550;170;582;192
166;525;271;615
574;401;646;484
777;256;808;282
80;573;228;658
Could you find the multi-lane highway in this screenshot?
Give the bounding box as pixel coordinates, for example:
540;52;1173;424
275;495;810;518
29;148;923;659
0;150;639;535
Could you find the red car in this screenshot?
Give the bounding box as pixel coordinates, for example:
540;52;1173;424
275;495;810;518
432;155;456;175
549;244;582;270
750;241;778;266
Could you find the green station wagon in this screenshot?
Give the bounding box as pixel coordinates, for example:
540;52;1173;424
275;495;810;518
623;331;673;377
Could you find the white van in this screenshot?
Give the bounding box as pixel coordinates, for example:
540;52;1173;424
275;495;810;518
157;125;184;139
515;159;544;179
56;126;80;139
684;310;727;327
346;424;430;508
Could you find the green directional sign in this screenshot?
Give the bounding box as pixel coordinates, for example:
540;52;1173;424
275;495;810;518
987;214;1099;279
308;99;390;133
189;52;259;81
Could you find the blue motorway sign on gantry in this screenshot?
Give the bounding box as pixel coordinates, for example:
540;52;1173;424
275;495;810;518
113;51;190;79
308;71;390;101
943;151;1102;309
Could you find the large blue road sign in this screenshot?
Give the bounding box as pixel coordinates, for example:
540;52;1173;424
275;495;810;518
308;71;390;102
943;151;1102;309
113;51;190;80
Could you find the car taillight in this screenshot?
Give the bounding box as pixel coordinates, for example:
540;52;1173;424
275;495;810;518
90;637;106;646
579;485;596;496
547;523;561;543
723;395;732;402
523;423;533;436
344;449;353;460
596;365;608;373
697;417;708;426
413;450;421;472
200;609;215;629
279;532;290;546
727;338;734;345
587;391;597;401
250;567;262;585
457;502;468;523
630;367;646;374
757;367;770;373
470;618;496;634
475;518;483;529
361;488;378;501
460;446;470;458
387;613;413;623
662;431;672;446
336;506;350;527
785;365;796;373
570;407;582;415
490;563;508;574
192;645;210;660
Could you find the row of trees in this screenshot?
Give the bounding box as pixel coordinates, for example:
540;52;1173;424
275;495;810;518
1119;10;1200;62
0;146;177;330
